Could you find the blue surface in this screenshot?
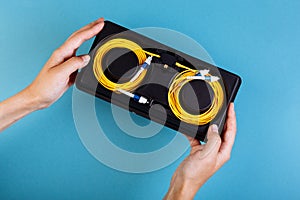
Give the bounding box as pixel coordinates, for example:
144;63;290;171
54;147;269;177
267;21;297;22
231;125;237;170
1;0;300;199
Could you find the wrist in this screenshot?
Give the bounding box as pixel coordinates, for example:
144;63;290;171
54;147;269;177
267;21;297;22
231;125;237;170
164;175;201;200
0;88;42;131
23;85;50;110
21;87;45;111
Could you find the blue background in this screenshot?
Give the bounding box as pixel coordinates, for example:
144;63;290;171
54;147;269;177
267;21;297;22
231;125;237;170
1;0;300;199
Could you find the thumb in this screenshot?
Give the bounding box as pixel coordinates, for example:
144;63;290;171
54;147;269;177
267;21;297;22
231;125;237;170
201;124;222;156
55;55;90;75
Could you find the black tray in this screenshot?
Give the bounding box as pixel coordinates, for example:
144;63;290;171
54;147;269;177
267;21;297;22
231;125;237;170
76;20;241;141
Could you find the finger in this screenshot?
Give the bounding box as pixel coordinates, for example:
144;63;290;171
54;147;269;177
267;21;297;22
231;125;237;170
195;124;221;159
185;135;201;148
221;103;237;152
66;17;104;45
72;17;104;34
49;18;104;66
185;135;204;154
190;145;205;155
68;70;78;86
217;103;237;167
53;54;90;76
62;20;104;55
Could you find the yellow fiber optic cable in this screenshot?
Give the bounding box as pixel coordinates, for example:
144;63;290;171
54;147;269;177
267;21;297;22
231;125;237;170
93;38;224;125
93;38;150;92
168;70;224;125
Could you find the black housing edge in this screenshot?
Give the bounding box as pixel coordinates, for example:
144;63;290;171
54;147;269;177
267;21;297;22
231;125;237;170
75;20;242;141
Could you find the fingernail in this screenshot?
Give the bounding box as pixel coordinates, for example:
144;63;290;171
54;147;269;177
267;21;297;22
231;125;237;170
211;124;219;133
96;17;104;23
82;55;90;65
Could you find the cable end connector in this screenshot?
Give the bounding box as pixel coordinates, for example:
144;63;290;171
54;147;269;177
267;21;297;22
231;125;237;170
130;56;153;82
187;75;220;82
196;69;210;76
145;56;153;65
141;56;153;69
186;76;203;80
133;94;149;104
118;89;149;104
138;96;149;104
209;76;220;82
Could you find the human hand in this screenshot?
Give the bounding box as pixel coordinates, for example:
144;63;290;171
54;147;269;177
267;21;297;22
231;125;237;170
25;17;104;109
164;103;237;200
0;18;104;131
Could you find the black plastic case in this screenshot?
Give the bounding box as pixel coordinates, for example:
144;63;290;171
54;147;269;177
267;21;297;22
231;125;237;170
76;21;241;141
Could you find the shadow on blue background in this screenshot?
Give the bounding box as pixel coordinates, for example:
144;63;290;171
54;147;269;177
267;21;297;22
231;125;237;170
1;0;300;199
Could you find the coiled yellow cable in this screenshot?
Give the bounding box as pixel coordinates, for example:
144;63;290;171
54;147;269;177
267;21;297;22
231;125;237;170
168;70;224;125
93;38;148;92
93;38;224;125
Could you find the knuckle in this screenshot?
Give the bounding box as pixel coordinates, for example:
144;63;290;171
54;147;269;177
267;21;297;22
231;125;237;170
71;56;84;65
52;48;62;57
69;32;76;38
214;134;222;145
68;30;80;40
217;135;222;143
52;46;66;58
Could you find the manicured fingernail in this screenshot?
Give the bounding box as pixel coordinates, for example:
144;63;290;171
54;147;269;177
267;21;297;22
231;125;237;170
211;124;219;133
82;55;90;65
